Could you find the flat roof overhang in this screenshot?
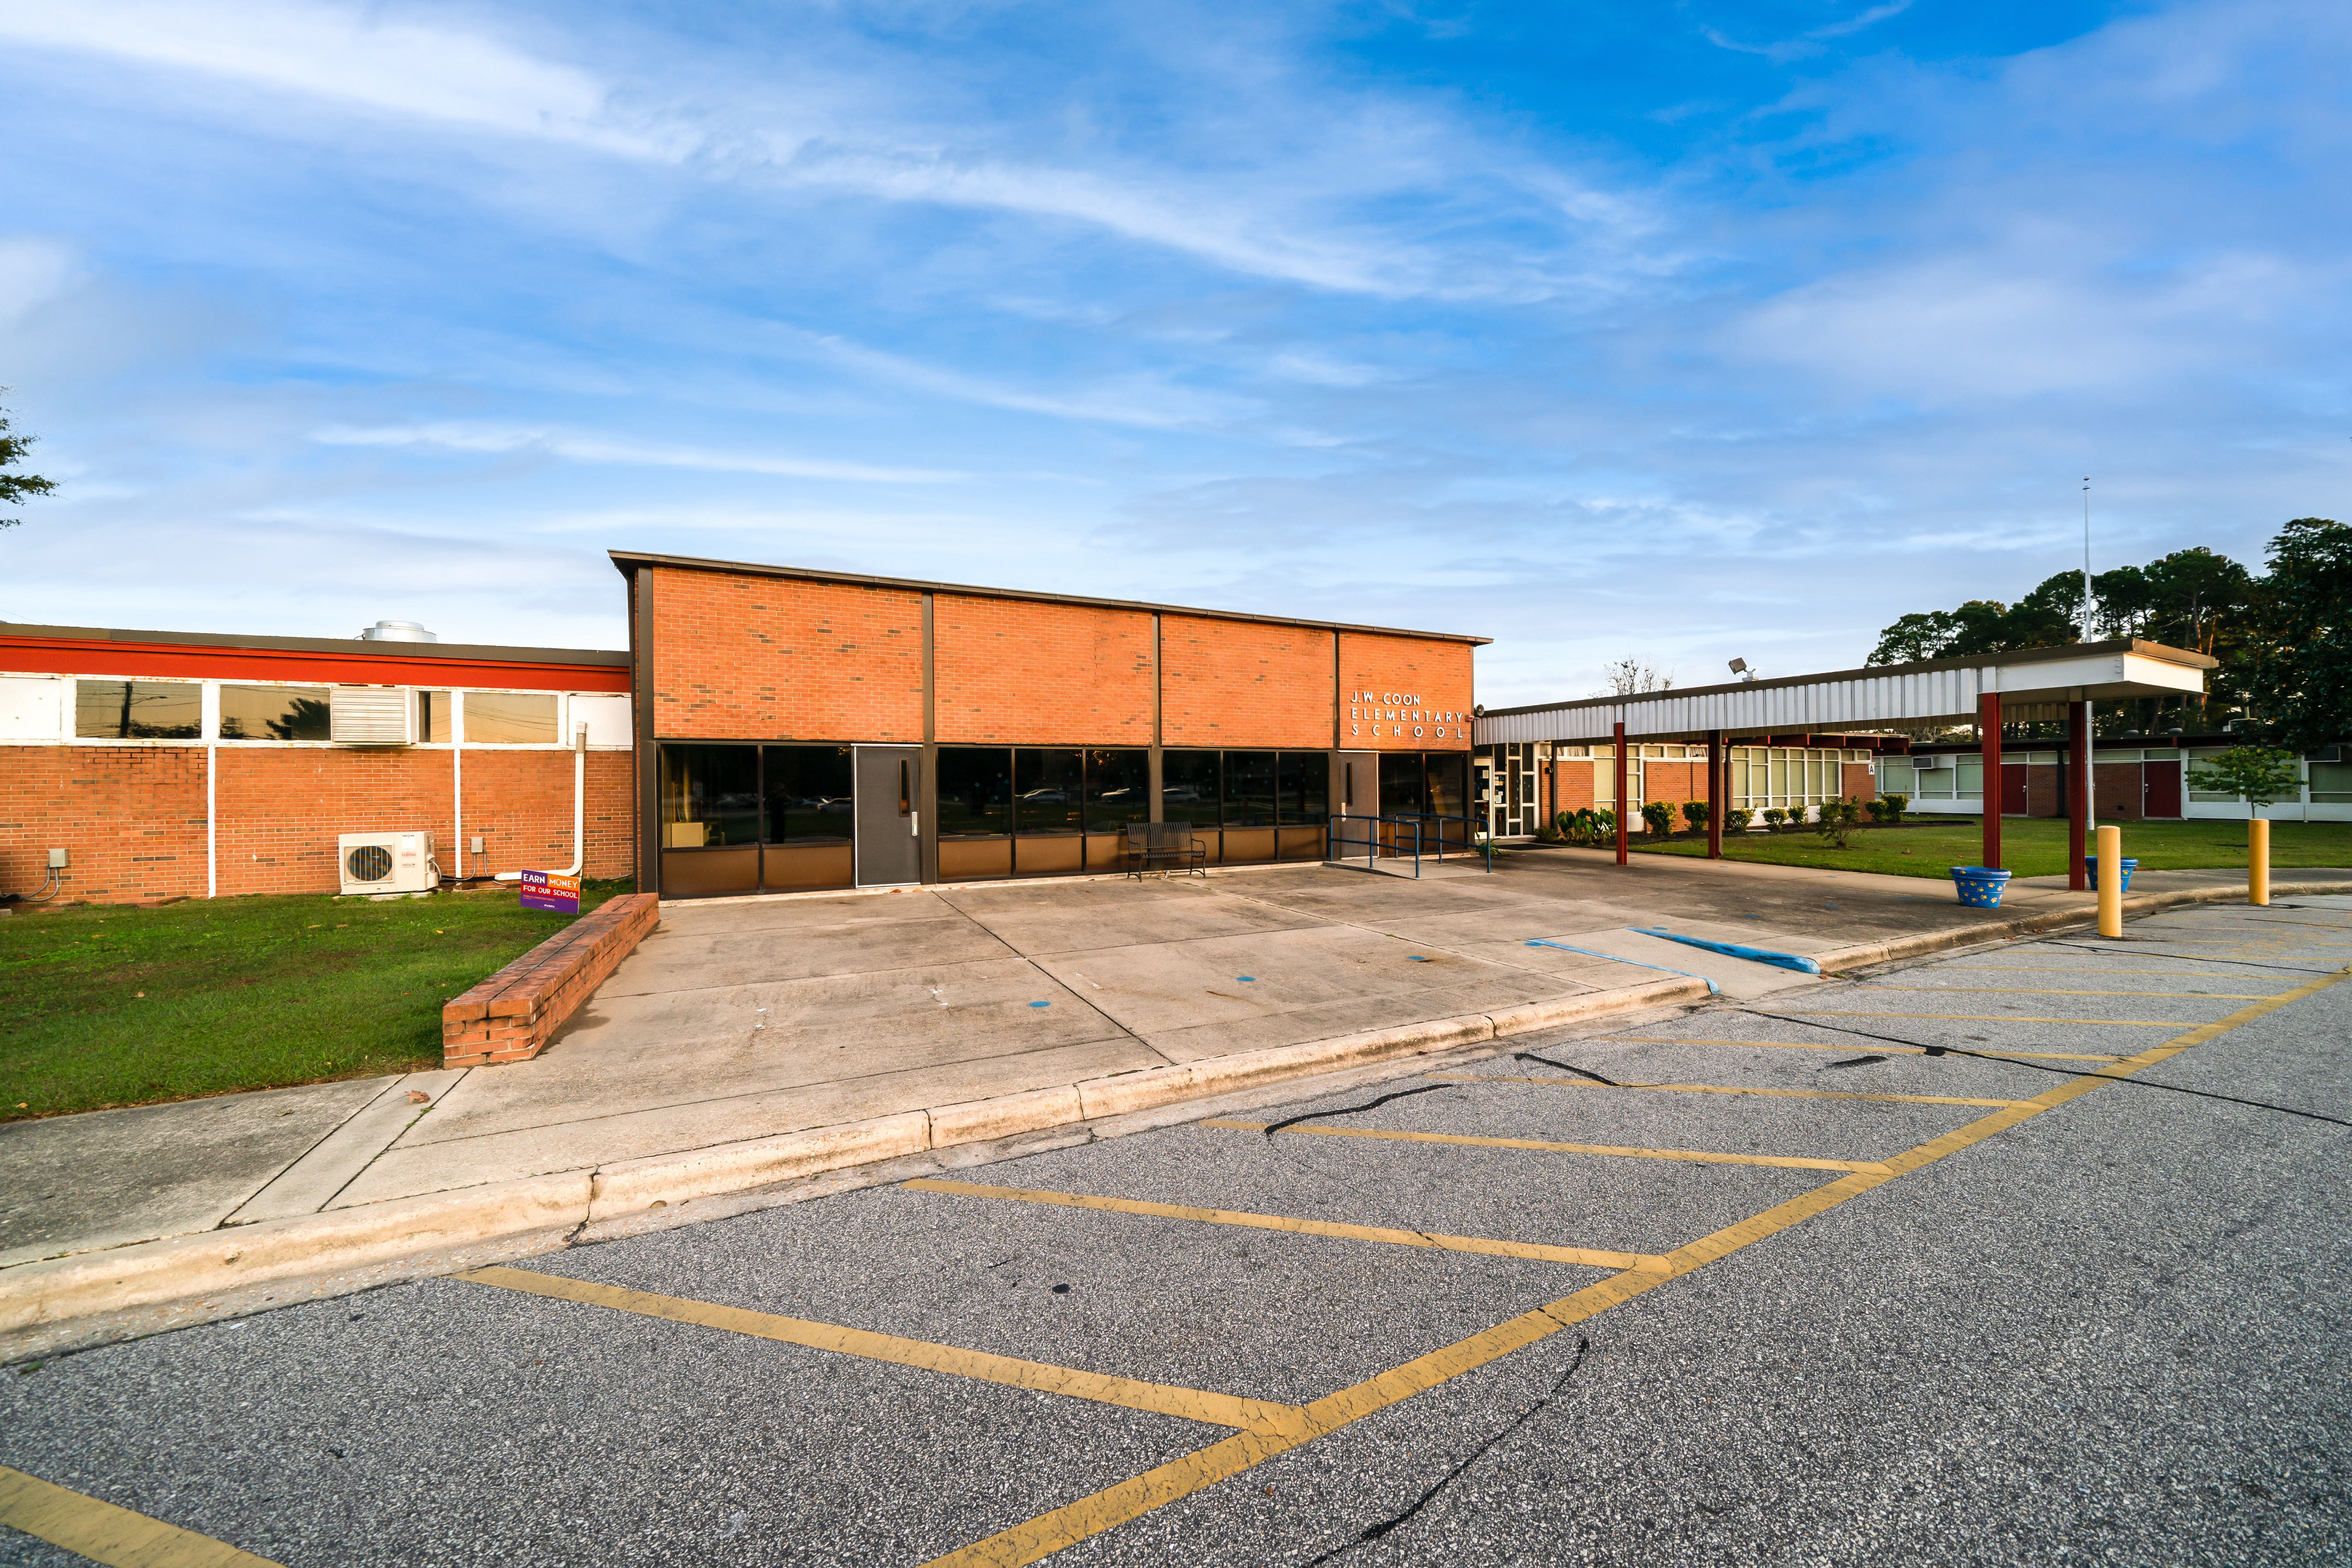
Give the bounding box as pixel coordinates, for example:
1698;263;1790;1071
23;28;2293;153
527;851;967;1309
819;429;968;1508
611;550;1492;647
1474;639;2216;747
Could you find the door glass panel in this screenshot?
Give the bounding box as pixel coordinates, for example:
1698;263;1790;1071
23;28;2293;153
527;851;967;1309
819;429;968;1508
1425;753;1468;819
1379;752;1423;817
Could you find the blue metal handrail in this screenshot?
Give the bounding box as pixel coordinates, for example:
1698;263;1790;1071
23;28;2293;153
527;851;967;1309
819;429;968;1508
1325;813;1490;876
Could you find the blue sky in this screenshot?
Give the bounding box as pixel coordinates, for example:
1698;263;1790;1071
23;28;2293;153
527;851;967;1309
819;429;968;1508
1;0;2345;703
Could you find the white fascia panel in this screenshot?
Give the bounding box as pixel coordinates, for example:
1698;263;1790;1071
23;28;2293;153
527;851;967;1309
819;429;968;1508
0;675;66;741
572;693;633;747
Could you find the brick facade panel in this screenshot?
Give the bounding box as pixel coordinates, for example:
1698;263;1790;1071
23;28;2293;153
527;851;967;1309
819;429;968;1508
650;568;922;741
934;596;1153;744
1338;633;1473;752
1158;616;1335;750
2;744;631;905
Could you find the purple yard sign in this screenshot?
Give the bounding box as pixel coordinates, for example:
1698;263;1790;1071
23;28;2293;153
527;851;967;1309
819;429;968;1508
518;869;581;913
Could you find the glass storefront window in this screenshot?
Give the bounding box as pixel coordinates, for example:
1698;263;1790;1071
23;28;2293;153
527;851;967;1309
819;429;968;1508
1084;749;1150;829
762;746;855;842
1224;751;1277;826
465;691;559;744
1015;748;1084;834
1276;751;1328;824
218;684;330;741
1379;751;1424;817
1161;750;1220;826
661;744;760;846
938;747;1014;837
75;679;201;739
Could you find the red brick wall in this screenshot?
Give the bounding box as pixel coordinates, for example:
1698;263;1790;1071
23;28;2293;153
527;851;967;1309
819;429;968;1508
934;595;1154;744
1161;616;1335;749
1843;761;1879;803
1;744;631;905
649;568;922;741
1339;633;1473;751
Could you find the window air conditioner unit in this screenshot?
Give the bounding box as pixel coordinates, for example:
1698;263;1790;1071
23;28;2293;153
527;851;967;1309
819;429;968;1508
1914;754;1952;770
339;831;439;896
331;686;414;746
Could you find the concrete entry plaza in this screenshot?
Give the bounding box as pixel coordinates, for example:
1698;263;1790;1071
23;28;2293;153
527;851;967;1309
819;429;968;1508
333;853;1980;1205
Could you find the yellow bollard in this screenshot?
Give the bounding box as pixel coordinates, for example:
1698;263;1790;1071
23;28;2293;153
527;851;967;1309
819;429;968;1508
2250;817;2270;907
2097;824;2123;937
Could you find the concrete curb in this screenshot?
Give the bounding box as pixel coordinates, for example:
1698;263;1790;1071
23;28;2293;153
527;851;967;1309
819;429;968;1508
1809;879;2350;973
0;974;1704;1358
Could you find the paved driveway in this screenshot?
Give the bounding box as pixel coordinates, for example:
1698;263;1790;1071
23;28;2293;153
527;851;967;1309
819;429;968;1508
6;895;2347;1566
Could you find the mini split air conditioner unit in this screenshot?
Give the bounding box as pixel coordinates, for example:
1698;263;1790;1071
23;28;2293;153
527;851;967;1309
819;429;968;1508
339;831;439;897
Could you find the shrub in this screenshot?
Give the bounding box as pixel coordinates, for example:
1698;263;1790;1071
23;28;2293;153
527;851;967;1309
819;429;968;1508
1762;808;1786;828
1535;824;1562;843
1640;800;1677;837
1725;807;1753;834
1783;804;1811;829
1870;792;1907;824
1816;795;1866;848
1681;800;1709;832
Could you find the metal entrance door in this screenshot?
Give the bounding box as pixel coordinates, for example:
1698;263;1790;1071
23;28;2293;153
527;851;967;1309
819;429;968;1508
2142;758;2183;818
854;746;922;886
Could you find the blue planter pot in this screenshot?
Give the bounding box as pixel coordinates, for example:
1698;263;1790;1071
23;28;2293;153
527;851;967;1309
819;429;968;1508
2087;856;2139;893
1951;866;2013;908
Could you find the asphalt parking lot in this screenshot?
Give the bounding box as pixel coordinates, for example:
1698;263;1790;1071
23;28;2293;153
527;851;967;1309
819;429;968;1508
4;896;2349;1567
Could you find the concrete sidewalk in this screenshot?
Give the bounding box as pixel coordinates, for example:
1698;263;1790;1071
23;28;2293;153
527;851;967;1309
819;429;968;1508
6;852;2343;1356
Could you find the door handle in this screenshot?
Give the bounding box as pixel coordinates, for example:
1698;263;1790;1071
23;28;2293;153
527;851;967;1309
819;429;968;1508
910;810;919;837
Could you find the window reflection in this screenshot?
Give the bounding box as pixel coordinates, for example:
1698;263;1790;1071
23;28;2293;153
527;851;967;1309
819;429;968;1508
74;680;201;739
762;746;855;842
465;691;559;744
1160;750;1220;827
938;747;1014;836
1223;751;1276;826
1015;749;1085;833
1276;752;1328;824
660;744;760;846
1083;749;1150;829
218;685;330;741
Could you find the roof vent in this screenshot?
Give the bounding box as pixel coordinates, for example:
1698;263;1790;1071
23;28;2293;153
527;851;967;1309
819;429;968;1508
362;620;437;643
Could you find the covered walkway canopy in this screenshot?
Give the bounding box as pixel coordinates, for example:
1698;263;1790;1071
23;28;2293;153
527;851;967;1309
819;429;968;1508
1474;639;2216;885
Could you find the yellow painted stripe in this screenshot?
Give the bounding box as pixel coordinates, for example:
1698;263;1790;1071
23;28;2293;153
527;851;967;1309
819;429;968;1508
1602;1036;2124;1063
1861;987;2269;1000
459;1266;1307;1439
1933;966;2278;978
1775;1011;2200;1027
922;965;2351;1568
1200;1119;1884;1173
0;1466;279;1568
903;1178;1668;1272
1426;1073;2027;1109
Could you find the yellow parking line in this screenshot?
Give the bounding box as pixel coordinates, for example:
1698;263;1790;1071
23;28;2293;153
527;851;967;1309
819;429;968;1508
1200;1120;1884;1174
459;1266;1308;1439
924;964;2352;1568
1933;965;2277;978
1860;987;2270;1000
1776;1011;2200;1027
1604;1036;2124;1063
903;1177;1668;1272
0;1465;279;1567
1426;1073;2027;1109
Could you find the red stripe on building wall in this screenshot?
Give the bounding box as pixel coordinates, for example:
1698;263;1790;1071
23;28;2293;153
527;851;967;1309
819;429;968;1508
0;636;630;691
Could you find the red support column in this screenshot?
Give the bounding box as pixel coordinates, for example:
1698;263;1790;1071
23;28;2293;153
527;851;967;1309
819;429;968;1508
2067;699;2090;891
1706;728;1724;858
1979;691;2004;871
1613;720;1629;866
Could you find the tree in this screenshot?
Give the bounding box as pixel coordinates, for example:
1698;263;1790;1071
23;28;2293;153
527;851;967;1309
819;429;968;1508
2242;518;2352;754
0;392;57;523
2188;746;2303;810
1595;658;1673;696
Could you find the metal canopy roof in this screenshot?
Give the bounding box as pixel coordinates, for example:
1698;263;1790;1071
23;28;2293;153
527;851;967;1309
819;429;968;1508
1473;639;2216;746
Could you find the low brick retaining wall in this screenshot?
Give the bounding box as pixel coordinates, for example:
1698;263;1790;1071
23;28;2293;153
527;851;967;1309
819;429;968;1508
442;894;659;1067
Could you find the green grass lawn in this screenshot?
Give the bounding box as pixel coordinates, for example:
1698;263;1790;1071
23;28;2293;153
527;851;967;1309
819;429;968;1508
1629;817;2352;880
0;881;627;1120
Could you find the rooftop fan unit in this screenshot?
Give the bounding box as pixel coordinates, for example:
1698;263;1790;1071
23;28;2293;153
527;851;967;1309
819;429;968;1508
339;831;438;897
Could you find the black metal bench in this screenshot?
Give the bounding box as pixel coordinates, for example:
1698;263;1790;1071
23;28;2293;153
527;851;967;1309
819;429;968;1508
1124;820;1207;878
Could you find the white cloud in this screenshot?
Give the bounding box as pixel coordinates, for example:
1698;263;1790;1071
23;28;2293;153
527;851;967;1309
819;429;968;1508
310;423;964;484
0;234;78;329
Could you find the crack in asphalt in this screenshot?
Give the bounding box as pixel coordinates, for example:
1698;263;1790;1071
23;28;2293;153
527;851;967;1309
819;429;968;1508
1300;1336;1595;1564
